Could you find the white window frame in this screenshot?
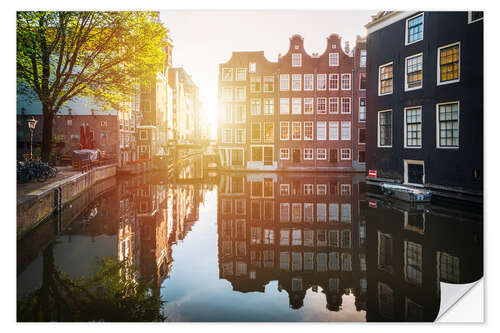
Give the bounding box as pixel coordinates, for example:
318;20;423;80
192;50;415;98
317;121;327;141
263;98;274;115
304;121;314;141
304;98;314;114
292;53;302;67
329;97;339;114
304;74;314;91
292;98;301;114
280;98;290;114
329;121;339;141
236;68;247;81
249;62;256;73
280;148;290;160
405;53;423;91
329;74;339;91
250;98;261;115
317;74;327;91
359;97;366;122
263;76;274;92
317;97;327;114
303;148;314;160
340;148;351;160
280;184;290;196
280;121;289;140
235;128;246;144
437;42;461;86
378;62;393;96
222;87;233;101
317;148;327;160
360;50;367;67
280;74;290;91
235;104;246;124
359;73;367;91
405;12;424;46
329;52;339;66
468;11;484;24
378;109;393;148
341;97;351;114
341;73;351;90
341;121;351;140
222;68;233;81
222;128;232;144
291;121;301;140
235;87;246;102
436;101;460;149
404;159;425;186
292;74;302;91
250;76;261;93
404;106;422;149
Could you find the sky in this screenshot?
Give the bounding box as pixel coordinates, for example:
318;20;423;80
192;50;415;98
159;10;377;137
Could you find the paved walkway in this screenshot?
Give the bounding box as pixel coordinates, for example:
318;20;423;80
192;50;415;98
16;166;82;197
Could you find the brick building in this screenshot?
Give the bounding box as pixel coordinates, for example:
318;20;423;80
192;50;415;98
218;34;366;172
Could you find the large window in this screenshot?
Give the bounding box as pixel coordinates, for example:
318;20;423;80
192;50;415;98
223;104;232;123
438;42;460;85
292;53;302;67
235;128;246;144
329;121;339;140
329;74;339;90
280;98;289;114
341;97;351;114
235;87;246;101
250;99;261;115
236;68;247;81
304;121;313;140
317;97;327;114
317;74;327;90
406;13;424;45
379;62;393;95
317;121;327;140
304;74;314;91
359;98;366;121
263;76;274;92
304;98;314;114
341;121;351;140
406;53;423;90
235;104;246;123
329;52;339;66
341;73;351;90
222;87;232;100
290;98;301;114
360;50;367;67
249;62;256;73
404;241;422;285
252;123;261;141
437;102;459;148
280;121;289;140
280;148;290;160
329;97;339;114
250;76;261;93
280;74;289;91
292;121;301;140
292;74;301;91
378;110;392;147
222;128;232;143
303;148;313;160
263;98;274;115
264;123;274;141
251;146;263;161
222;68;233;81
360;73;367;90
317;148;327;160
405;107;422;148
340;148;351;160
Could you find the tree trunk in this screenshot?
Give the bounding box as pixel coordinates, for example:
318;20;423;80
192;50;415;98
41;104;54;162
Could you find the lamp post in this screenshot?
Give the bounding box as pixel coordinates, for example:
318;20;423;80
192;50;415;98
27;117;37;159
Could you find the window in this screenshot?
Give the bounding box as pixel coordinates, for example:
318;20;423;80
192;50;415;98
264;123;273;141
317;74;327;90
292;122;301;140
249;62;256;73
360;50;367;67
66;119;72;126
437;102;459;148
379;62;393;95
341;184;351;196
278;98;289;115
304;184;314;195
405;107;422;148
341;97;351;114
378;110;392;147
405;160;425;185
329;121;339;140
232;149;243;166
263;98;274;115
263;76;274;92
317;121;327;140
280;121;289;140
252;123;261;141
235;129;246;144
280;74;290;91
292;74;301;91
304;203;314;222
340;148;351;160
406;13;424;45
222;68;233;81
317;148;327;160
303;148;313;160
236;68;247;81
329;204;339;222
292;53;302;67
291;98;301;114
437;251;460;283
438;42;460;85
235;104;246;123
359;128;366;144
292;204;302;222
317;97;327;114
341;121;351;140
329;74;339;90
280;184;290;196
304;74;314;91
250;76;261;93
329;52;339;66
251;146;263;161
304;252;314;269
250;98;260;116
317;204;327;222
468;11;484;23
280;203;290;222
222;87;232;100
304;121;313;140
360;73;367;90
235;87;246;101
406;53;423;90
329;97;339;114
317;184;327;195
280;148;290;160
404;241;422;285
222;128;232;143
304;98;314;114
341;73;351;90
359;98;366;121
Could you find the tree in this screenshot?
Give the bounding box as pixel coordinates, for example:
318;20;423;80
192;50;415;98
17;11;168;161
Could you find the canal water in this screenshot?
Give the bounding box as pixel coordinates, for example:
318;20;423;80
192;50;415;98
16;156;483;322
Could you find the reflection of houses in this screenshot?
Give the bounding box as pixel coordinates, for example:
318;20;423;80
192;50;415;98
363;195;482;321
217;173;367;311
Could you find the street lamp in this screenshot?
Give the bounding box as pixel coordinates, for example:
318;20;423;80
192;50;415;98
27;117;37;159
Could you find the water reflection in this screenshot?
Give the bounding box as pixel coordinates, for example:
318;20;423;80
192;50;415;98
17;157;482;322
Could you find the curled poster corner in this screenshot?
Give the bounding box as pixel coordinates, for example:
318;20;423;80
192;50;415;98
436;279;483;322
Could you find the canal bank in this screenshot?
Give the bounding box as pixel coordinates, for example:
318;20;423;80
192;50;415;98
16;163;117;239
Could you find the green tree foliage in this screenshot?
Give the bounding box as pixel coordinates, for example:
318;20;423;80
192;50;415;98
17;11;169;161
17;247;166;322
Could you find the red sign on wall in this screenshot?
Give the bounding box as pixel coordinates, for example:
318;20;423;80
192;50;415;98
368;170;377;178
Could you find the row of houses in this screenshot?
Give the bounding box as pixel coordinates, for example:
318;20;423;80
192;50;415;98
16;36;209;171
218;11;483;198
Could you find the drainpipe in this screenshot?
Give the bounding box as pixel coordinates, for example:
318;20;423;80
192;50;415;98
351;48;355;171
314;67;317;170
